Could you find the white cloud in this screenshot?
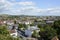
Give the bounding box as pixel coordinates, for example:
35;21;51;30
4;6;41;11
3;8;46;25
18;1;35;6
0;0;5;2
0;0;60;16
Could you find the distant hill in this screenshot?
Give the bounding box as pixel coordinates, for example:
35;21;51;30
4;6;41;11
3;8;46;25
0;14;10;16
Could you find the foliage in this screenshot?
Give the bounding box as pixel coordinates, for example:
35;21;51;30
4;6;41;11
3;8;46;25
0;26;20;40
32;30;39;38
0;35;20;40
30;23;35;26
38;25;57;40
53;20;60;39
0;26;9;35
18;23;27;29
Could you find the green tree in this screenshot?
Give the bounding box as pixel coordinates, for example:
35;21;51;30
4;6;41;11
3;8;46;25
39;25;57;40
32;30;39;38
0;26;20;40
0;26;9;35
18;23;27;30
53;20;60;39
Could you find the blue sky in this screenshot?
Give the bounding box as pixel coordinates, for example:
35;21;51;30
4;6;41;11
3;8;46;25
0;0;60;16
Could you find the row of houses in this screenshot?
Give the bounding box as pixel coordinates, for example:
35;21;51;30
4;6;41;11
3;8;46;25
0;19;34;25
8;25;40;37
4;20;39;40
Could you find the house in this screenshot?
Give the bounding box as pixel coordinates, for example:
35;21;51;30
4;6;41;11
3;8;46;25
28;25;39;31
6;21;14;25
8;24;18;29
8;23;18;38
25;25;40;37
3;21;7;24
24;21;32;25
18;20;33;25
10;29;17;38
46;20;54;25
25;29;32;37
0;20;5;25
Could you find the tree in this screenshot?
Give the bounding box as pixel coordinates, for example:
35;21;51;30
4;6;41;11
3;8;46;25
39;25;57;40
0;26;20;40
32;30;39;38
53;20;60;39
0;26;9;35
37;24;41;28
18;23;27;30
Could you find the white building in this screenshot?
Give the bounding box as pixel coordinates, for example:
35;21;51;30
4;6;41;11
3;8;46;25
10;29;17;38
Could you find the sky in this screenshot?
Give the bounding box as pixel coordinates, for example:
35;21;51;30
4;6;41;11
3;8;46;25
0;0;60;16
